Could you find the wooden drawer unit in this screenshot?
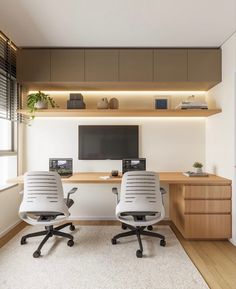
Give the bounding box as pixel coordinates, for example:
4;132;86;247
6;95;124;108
185;200;231;214
170;184;232;240
184;185;231;199
185;214;231;239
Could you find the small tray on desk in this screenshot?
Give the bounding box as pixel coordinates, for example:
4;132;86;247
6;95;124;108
183;171;209;177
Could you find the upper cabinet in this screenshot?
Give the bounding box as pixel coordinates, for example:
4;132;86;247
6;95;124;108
51;49;84;82
85;49;118;81
155;49;188;81
17;48;222;90
188;49;221;82
119;49;154;81
17;49;50;82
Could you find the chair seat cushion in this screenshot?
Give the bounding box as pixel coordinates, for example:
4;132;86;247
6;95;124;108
27;199;74;222
120;211;158;216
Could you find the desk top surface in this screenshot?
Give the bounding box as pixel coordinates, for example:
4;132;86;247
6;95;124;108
9;172;231;185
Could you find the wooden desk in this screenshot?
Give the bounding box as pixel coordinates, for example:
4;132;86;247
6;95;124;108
9;172;231;185
10;172;231;240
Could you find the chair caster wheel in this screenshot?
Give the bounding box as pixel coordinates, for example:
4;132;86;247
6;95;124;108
122;223;127;230
147;225;153;231
67;240;74;247
33;250;41;258
160;239;166;247
70;225;75;231
111;238;117;245
136;250;143;258
21;237;27;245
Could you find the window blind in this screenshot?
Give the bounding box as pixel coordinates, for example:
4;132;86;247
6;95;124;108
0;31;19;121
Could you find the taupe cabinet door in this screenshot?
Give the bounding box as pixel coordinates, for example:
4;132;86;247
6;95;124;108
85;49;118;81
155;49;188;81
51;49;84;81
188;49;221;82
17;49;50;82
119;49;154;81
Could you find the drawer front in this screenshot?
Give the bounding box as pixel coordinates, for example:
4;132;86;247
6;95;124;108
185;200;231;214
185;214;231;239
184;185;231;199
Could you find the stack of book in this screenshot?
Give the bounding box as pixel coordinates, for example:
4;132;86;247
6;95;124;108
176;101;208;110
183;171;209;177
67;93;86;109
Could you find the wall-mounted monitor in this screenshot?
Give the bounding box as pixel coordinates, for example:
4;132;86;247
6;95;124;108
78;125;139;160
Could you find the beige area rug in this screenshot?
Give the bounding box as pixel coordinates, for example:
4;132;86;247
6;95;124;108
0;225;209;289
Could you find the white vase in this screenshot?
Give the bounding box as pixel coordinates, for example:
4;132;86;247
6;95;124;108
97;98;109;109
109;98;119;109
34;101;48;109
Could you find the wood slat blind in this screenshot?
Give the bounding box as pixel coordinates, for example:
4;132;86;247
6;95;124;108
0;31;19;121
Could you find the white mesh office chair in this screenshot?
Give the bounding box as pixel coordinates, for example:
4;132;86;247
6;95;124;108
19;171;77;258
111;171;166;258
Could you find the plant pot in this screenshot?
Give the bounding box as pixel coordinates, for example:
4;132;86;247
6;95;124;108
195;168;203;174
34;101;48;109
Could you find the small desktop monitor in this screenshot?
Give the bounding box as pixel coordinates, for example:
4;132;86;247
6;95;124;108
49;158;73;178
122;158;146;174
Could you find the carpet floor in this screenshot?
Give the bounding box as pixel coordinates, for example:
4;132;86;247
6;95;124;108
0;225;209;289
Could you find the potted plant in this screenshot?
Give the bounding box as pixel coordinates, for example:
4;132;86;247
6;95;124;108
193;162;203;174
27;91;58;118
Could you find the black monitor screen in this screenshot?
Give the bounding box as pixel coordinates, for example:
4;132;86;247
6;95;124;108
49;158;73;177
78;125;139;160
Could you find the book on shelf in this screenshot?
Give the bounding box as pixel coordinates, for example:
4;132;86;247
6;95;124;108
183;171;209;177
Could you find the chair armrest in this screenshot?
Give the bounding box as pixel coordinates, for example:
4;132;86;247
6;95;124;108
112;187;119;203
66;187;78;207
160;187;166;205
160;187;166;195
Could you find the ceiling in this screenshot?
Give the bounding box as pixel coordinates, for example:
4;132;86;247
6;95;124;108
0;0;236;47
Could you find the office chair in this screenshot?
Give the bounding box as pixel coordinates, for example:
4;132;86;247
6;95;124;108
19;171;77;258
111;171;166;258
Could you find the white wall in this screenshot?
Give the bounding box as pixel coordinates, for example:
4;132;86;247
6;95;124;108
0;124;25;237
0;186;22;237
25;113;205;220
206;32;236;244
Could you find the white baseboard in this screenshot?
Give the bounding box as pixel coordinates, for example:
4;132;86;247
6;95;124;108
0;219;21;238
229;238;236;246
68;216;117;221
68;216;171;221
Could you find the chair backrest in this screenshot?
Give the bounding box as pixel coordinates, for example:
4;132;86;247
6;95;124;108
19;171;69;222
119;171;165;216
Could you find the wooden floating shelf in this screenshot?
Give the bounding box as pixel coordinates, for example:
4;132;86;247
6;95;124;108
17;109;222;118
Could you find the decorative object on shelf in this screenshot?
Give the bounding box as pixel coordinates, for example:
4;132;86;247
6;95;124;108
109;98;119;109
155;98;168;109
67;93;86;109
192;161;203;174
97;97;109;109
27;91;58;119
111;170;119;177
154;95;170;110
175;101;208;110
176;95;208;110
